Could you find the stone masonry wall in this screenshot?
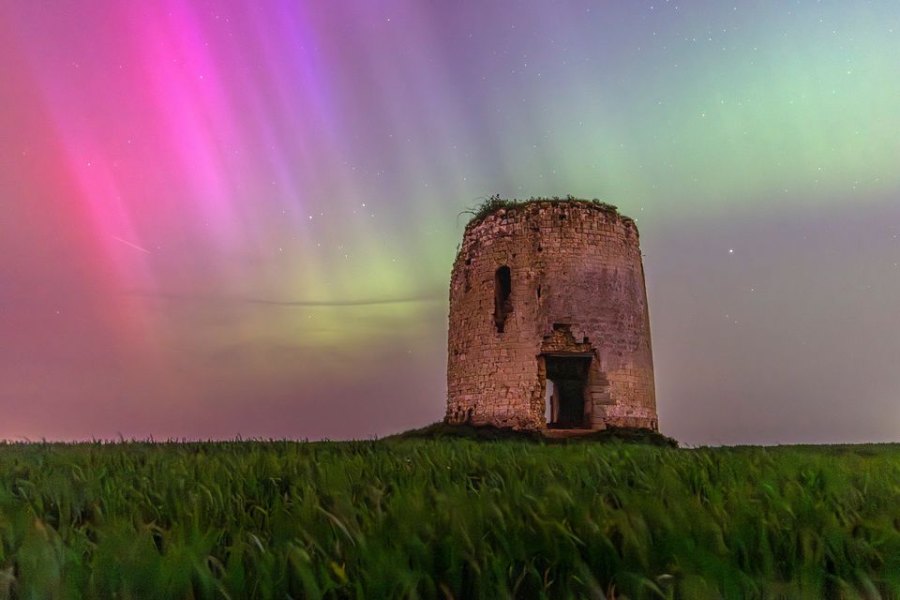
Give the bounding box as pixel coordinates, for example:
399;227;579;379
445;200;657;431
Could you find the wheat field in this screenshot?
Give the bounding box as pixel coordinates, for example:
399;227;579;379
1;438;898;599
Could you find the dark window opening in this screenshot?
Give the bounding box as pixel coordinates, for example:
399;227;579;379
536;285;542;299
494;266;512;333
544;356;590;429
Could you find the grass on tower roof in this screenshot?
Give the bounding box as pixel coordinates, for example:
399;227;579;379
462;195;630;227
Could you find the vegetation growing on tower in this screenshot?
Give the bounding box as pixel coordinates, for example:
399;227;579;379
461;194;628;228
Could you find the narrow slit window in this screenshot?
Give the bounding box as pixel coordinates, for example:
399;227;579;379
494;266;512;333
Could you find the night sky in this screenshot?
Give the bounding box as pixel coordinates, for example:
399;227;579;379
2;1;898;445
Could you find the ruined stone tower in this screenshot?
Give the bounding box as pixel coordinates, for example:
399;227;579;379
445;198;658;431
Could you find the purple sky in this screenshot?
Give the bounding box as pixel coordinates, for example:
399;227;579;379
1;1;898;444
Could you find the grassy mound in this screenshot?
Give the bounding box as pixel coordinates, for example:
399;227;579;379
390;421;678;448
387;421;544;442
567;425;679;448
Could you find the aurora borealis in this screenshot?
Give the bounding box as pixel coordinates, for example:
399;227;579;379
1;1;898;444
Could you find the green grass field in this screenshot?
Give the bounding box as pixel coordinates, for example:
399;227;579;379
1;436;899;599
